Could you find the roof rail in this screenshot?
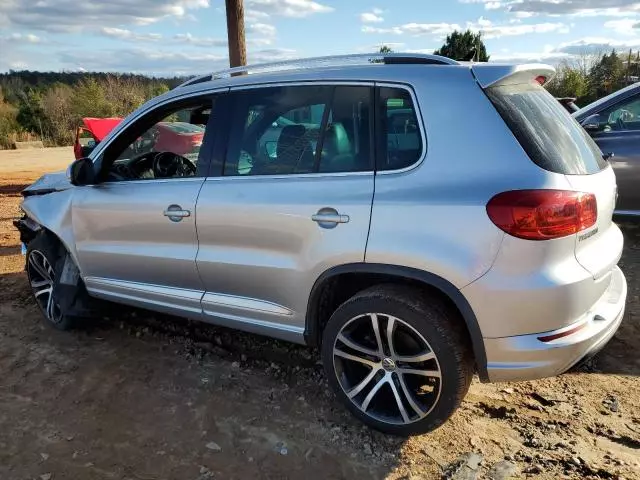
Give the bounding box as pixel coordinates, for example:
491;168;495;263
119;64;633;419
177;52;457;88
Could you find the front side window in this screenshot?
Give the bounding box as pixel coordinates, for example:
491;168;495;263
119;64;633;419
596;94;640;132
224;85;372;176
103;99;213;181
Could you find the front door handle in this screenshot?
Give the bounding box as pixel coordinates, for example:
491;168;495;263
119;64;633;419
312;208;349;229
164;204;191;222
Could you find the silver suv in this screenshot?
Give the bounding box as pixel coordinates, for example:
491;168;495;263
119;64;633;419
15;54;627;436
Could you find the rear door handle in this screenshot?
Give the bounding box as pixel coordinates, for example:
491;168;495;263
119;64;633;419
312;208;349;229
164;204;191;222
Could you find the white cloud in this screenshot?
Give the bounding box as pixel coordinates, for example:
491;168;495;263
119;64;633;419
505;0;640;18
0;0;209;32
361;17;568;39
0;32;41;44
55;47;297;76
100;27;162;42
246;0;333;18
468;17;570;38
604;18;640;35
360;12;384;23
245;8;271;21
248;22;277;37
555;36;640;55
459;0;502;8
362;22;461;36
173;33;227;47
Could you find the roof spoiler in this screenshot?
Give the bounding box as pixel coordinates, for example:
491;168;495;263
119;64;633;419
470;63;556;89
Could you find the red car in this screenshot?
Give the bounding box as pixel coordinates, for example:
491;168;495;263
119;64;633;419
74;117;122;159
153;122;205;157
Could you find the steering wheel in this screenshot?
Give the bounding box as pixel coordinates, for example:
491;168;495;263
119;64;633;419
152;151;196;178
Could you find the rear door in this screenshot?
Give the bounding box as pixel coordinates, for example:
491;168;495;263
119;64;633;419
195;84;375;341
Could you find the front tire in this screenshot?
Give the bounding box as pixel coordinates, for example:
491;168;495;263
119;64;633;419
26;233;76;330
321;285;473;436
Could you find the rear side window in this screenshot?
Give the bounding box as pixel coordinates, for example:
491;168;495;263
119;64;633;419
377;87;423;171
486;83;607;175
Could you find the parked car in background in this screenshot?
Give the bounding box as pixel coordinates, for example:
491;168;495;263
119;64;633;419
16;54;626;436
574;82;640;215
73;117;122;159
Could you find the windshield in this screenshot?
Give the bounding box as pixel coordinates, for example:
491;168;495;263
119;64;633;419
486;83;607;175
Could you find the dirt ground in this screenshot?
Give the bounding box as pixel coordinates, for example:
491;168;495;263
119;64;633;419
0;148;638;480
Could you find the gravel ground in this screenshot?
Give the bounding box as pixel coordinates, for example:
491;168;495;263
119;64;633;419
0;149;638;480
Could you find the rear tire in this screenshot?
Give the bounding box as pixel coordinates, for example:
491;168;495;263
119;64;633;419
321;284;473;436
26;233;77;330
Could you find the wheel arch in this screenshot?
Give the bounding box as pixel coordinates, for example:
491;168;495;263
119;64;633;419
304;263;489;382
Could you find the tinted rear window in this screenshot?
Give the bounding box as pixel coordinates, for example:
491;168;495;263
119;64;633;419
486;83;607;175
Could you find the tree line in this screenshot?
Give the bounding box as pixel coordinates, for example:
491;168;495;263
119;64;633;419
1;31;638;149
0;72;183;149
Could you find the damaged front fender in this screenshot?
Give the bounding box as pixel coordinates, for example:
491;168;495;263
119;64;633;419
19;187;81;274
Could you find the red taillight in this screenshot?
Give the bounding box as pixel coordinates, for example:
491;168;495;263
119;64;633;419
486;190;597;240
534;75;547;85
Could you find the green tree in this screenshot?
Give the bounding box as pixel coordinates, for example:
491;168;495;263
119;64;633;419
545;63;588;101
71;78;114;118
588;50;624;99
378;45;393;54
0;86;21;148
434;30;489;62
16;88;46;135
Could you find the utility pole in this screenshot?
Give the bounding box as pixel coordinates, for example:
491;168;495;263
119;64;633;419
225;0;247;69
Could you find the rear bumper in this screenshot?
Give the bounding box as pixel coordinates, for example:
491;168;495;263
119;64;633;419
483;265;626;382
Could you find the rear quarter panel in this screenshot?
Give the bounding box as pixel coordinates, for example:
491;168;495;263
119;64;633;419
367;68;570;291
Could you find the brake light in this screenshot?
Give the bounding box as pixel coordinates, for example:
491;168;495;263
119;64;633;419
534;75;547;85
486;190;597;240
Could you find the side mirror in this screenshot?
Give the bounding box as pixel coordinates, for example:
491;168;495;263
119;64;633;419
66;157;96;186
581;113;602;133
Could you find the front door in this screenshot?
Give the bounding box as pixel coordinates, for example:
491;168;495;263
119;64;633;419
73;93;221;317
195;84;375;341
584;93;640;212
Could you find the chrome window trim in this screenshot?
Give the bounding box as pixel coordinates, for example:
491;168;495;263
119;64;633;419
92;177;205;187
229;80;375;91
205;171;373;182
375;81;427;175
88;86;230;163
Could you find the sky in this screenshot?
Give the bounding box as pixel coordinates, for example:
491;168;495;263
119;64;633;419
2;0;640;76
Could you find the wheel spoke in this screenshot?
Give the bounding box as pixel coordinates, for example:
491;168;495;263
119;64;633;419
395;351;436;363
361;376;387;412
399;368;441;378
337;333;379;358
370;314;384;355
398;373;426;418
30;279;51;289
389;376;411;423
347;368;379;399
386;316;396;357
29;254;50;281
46;290;55;319
334;348;377;367
34;287;52;299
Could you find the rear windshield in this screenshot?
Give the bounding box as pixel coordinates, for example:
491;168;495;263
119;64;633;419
486;83;607;175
